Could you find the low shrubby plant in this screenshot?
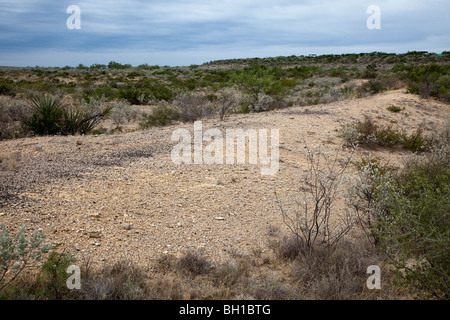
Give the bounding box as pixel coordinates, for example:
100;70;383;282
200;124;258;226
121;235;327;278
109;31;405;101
275;142;356;254
0;97;32;139
110;100;139;125
139;104;180;128
174;92;210;122
339;117;430;152
346;124;450;298
0;223;52;292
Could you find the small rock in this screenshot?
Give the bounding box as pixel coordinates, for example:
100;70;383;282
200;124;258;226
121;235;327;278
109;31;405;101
122;223;132;230
89;232;101;239
76;141;83;146
90;212;101;219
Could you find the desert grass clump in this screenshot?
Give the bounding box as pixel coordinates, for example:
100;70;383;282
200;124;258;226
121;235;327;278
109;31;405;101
290;240;378;299
213;259;251;288
175;250;213;276
80;260;148;300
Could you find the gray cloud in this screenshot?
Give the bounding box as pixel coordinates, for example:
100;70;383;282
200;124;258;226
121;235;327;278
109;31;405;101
0;0;449;66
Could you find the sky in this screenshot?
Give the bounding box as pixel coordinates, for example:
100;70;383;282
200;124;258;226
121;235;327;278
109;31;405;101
0;0;449;67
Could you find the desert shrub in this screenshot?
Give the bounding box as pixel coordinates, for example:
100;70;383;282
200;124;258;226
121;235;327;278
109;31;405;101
215;87;240;121
0;98;32;139
0;78;14;96
65;99;112;135
386;105;403;113
174;93;209;122
139;105;180;128
275;143;356;253
249;273;296;300
117;86;147;105
403;64;450;103
356;81;379;97
82;85;117;102
272;235;305;261
231;64;279;111
429;121;450;149
339;117;430;151
401;128;430;152
0;224;52;293
148;84;174;101
345;155;394;246
337;124;363;149
253;92;275;112
25;94;112;136
110;100;138;125
32;251;77;299
376;164;449;299
62;106;104;135
346;126;450;298
107;61;132;70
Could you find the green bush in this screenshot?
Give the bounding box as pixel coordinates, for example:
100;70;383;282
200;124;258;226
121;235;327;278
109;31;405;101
0;79;13;95
118;86;146;105
401;64;450;103
34;251;77;299
377;165;449;299
107;61;132;70
401;128;430;152
139;105;180;128
386;105;403;113
339;117;430;151
347;126;450;298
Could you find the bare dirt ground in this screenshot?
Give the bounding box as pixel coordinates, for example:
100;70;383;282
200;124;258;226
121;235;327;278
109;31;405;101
1;89;449;269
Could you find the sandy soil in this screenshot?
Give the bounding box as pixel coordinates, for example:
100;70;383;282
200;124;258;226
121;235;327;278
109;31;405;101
1;89;449;268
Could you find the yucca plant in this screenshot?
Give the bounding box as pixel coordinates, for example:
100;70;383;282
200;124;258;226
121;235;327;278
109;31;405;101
25;94;64;135
62;104;113;135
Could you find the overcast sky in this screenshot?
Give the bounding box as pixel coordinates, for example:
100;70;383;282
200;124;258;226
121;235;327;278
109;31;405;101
0;0;449;67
